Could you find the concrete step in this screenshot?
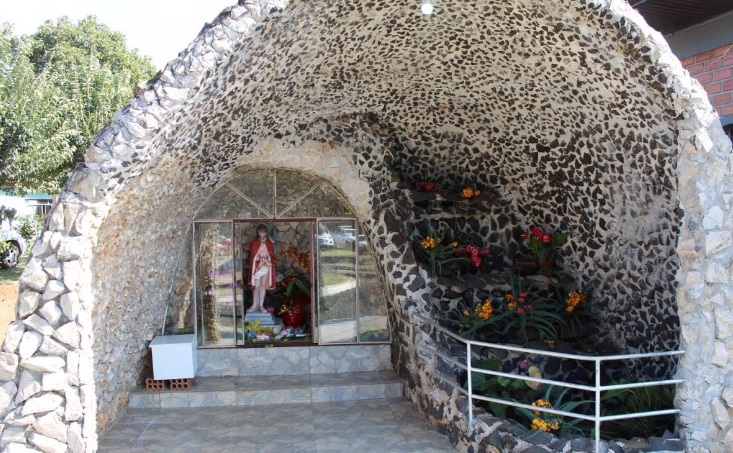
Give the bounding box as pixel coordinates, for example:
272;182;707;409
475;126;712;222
196;344;392;377
129;370;403;409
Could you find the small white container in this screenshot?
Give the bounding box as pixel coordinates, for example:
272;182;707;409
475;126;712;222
150;334;197;380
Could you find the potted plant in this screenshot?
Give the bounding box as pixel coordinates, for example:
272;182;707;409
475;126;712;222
278;302;304;327
277;276;311;327
519;226;568;268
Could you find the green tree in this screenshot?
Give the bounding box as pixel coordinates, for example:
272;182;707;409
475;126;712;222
0;25;76;194
0;17;156;194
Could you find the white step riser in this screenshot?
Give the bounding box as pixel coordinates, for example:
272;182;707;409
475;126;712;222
129;379;403;409
197;344;392;377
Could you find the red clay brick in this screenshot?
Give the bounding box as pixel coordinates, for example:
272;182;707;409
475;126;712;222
714;67;733;82
713;45;733;58
722;104;733;116
723;79;733;92
686;62;704;75
167;378;193;390
713;92;731;106
705;59;723;72
697;73;713;85
704;82;722;95
145;376;167;390
696;50;716;63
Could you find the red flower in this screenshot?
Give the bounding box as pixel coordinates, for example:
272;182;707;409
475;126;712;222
520;233;530;240
531;226;542;237
541;233;552;243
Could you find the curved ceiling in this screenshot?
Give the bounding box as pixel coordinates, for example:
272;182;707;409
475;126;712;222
151;0;677;194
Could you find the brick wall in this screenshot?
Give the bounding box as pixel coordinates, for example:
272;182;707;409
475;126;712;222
681;43;733;119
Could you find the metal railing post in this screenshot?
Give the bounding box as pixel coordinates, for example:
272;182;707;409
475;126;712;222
467;342;473;423
595;358;602;452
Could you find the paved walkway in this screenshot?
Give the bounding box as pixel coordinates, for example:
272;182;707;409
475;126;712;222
98;398;458;453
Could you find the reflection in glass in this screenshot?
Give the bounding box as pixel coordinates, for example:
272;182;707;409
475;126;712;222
194;222;236;347
358;241;390;342
317;220;358;344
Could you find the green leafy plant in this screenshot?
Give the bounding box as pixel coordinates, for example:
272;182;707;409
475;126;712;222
455;299;497;338
496;274;566;344
281;276;310;299
520;226;568;263
601;380;676;438
469;358;544;418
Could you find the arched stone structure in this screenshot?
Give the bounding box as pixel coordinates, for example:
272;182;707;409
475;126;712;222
0;0;731;451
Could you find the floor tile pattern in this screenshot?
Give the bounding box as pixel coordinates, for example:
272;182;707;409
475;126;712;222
98;398;457;452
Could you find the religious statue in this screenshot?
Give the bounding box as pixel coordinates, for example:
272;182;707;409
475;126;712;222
247;224;276;313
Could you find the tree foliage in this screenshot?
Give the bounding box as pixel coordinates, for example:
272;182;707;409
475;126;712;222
0;17;156;195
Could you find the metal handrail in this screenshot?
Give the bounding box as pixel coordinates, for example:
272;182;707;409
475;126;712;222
415;313;685;452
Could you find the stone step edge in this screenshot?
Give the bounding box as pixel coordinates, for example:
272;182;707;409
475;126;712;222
133;371;401;394
128;372;404;408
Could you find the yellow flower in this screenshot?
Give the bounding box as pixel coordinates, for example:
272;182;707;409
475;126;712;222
532;398;553;415
531;418;547;431
566;290;587;312
449;241;459;248
530;418;559;431
477;300;493;320
420;236;437;250
461;187;474;198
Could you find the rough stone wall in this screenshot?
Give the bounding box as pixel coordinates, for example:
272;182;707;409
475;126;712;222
0;0;731;452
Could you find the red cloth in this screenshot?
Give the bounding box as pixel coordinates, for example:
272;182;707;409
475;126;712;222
248;239;276;289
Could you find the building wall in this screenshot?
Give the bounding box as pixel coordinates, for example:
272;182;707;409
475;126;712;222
681;43;733;120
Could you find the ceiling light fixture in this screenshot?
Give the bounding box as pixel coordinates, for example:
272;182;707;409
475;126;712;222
420;0;434;15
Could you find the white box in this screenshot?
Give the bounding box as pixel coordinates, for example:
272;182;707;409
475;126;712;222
150;334;197;380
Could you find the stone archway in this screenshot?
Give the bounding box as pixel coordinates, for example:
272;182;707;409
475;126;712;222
1;1;731;452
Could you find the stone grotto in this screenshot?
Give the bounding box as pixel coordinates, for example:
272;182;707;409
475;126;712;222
0;0;732;451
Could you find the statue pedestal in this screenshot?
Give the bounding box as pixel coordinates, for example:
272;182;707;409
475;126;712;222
245;311;277;326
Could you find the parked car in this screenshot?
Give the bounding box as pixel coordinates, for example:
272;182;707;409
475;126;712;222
317;224;334;247
333;226;357;248
1;230;25;269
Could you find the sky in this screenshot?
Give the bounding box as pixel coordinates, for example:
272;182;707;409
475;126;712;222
1;0;236;69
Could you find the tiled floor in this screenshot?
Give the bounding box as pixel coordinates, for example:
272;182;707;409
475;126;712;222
97;398;458;453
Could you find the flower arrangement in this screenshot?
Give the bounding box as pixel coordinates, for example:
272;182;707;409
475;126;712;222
453;274;592;345
499;275;566;343
520;226;568;263
412;226;469;276
456;300;495;335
